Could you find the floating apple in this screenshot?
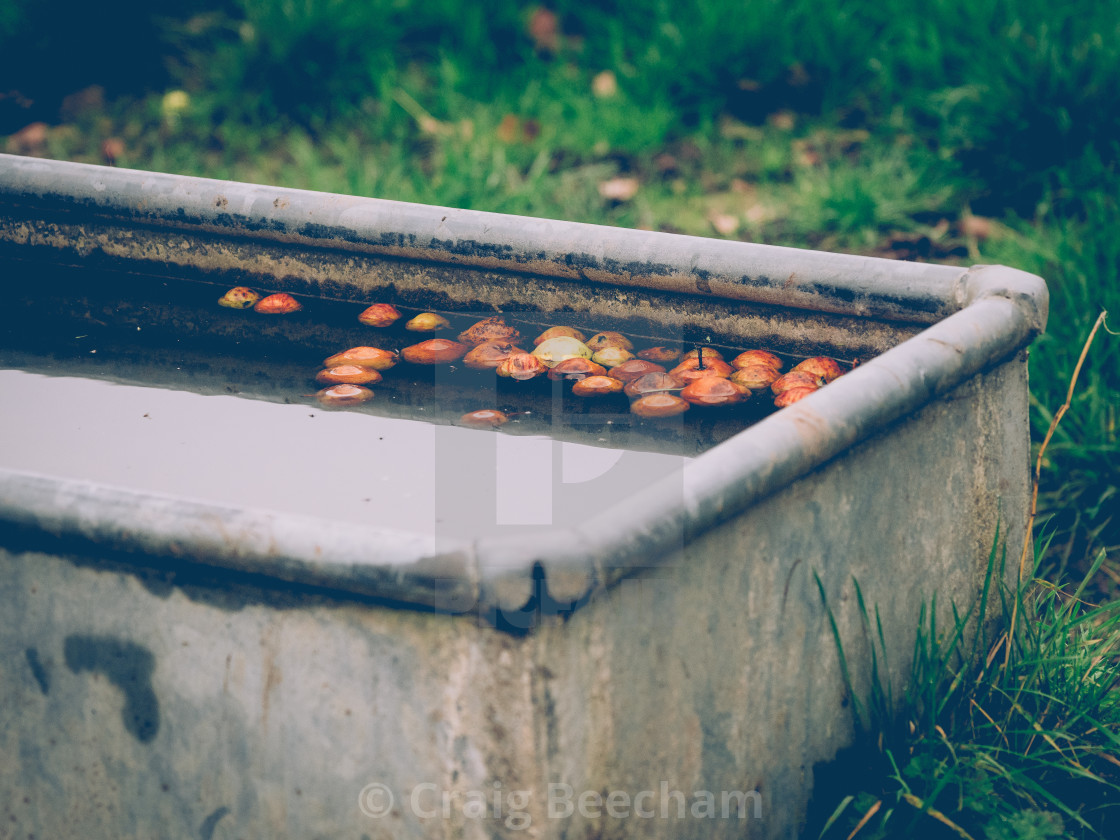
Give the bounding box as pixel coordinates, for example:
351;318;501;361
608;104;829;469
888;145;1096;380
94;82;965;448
547;358;607;380
324;346;399;370
591;346;635;368
771;370;826;395
405;312;451;332
459;409;511;429
358;303;402;327
682;347;725;361
731;349;782;370
531;336;593;366
670;356;734;383
792;356;845;382
534;326;586;345
680;377;750;406
571;375;625;396
315;365;383;386
623;371;684;399
401;338;470;364
254;293;302;314
607;359;666;383
730;364;781;390
586;331;634;352
774;386;818;407
497;352;549;380
630;393;690;418
218;286;261;309
458;316;521;345
316;384;374;407
463;341;525;370
637;346;682;364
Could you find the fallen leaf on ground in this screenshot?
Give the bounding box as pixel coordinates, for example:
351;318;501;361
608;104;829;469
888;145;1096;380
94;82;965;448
592;71;618;98
496;114;520;144
745;204;775;224
791;138;821;166
960;215;994;240
101;137;126;163
598;177;640;201
718;116;764;141
709;213;741;236
7;122;48;154
528;7;560;52
768;110;796;131
60;85;105;119
495;115;540;144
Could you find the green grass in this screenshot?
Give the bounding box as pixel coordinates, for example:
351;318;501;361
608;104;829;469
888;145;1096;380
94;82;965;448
809;537;1120;839
980;177;1120;582
3;0;1119;833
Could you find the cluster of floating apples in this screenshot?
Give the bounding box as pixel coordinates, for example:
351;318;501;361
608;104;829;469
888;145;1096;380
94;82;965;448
218;286;303;314
217;288;848;426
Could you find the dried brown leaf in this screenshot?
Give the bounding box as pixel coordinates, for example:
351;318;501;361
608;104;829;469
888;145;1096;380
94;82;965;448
709;213;741;236
592;70;618;98
528;7;560;52
598;177;640;201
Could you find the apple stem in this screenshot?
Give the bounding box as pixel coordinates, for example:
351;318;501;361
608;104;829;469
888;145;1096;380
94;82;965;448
697;345;705;370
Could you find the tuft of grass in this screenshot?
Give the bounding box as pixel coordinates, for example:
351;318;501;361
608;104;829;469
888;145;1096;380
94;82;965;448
981;182;1120;585
783;141;960;248
809;315;1120;838
808;538;1120;839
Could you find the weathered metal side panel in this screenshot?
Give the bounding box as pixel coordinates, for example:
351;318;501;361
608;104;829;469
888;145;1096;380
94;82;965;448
0;553;539;840
0;357;1029;839
533;357;1029;840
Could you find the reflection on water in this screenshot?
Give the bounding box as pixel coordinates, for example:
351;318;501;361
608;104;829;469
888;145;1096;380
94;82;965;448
0;369;690;539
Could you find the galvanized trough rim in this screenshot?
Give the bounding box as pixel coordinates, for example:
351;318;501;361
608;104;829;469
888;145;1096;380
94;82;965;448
0;155;1048;625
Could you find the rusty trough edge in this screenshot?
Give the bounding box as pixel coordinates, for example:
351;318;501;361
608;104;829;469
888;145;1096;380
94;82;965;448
0;154;963;323
0;156;1048;626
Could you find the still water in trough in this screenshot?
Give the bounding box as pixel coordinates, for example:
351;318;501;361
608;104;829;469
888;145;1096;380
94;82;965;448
0;261;846;540
0;367;690;540
0;264;756;540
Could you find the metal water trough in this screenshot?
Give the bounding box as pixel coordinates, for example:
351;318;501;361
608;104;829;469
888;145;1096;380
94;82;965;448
0;154;1046;839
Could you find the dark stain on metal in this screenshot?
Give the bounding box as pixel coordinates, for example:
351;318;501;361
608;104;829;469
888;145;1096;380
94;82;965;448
780;559;804;616
214;196;227;209
63;634;160;743
802;281;946;316
694;269;713;294
198;806;231;840
25;647;50;695
429;236;517;261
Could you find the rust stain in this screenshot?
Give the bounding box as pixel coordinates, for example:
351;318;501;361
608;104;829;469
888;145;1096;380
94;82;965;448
273;197;289;209
928;337;965;355
790;408;834;460
260;627;283;730
214;195;228;209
